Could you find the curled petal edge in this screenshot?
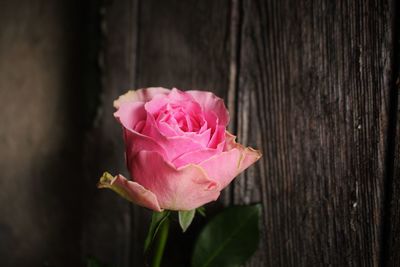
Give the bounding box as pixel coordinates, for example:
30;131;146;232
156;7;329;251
226;131;262;171
98;172;162;212
198;131;262;189
186;90;230;126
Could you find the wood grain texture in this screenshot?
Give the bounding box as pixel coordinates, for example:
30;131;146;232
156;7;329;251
235;0;393;266
81;0;139;266
136;0;231;97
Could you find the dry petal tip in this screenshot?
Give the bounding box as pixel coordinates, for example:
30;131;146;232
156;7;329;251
247;147;263;159
97;172;132;202
97;171;115;188
113;90;137;109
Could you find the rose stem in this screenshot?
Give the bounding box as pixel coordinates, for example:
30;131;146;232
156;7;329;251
151;217;170;267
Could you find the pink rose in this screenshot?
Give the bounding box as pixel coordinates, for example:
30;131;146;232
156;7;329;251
99;87;261;211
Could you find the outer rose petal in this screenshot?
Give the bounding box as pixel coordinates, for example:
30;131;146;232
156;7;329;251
114;100;168;159
113;87;170;108
117;126;168;161
199;131;262;189
172;148;219;168
187;90;230;126
98;172;162;212
114;101;146;130
129;151;220;211
224;130;237;150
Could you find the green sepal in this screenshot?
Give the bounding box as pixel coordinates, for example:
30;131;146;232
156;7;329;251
179;209;196;232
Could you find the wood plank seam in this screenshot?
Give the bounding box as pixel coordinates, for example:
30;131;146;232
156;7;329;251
381;1;400;266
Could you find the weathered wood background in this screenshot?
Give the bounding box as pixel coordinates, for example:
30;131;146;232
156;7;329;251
0;0;399;266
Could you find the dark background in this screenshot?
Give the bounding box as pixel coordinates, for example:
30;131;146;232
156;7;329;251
0;0;399;266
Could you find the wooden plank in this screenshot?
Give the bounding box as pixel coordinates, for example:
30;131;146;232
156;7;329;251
81;1;140;266
0;1;84;266
135;0;231;265
136;1;230;97
236;0;393;266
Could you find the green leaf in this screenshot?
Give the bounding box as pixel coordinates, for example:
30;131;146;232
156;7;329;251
191;204;261;267
179;209;196;232
144;210;170;253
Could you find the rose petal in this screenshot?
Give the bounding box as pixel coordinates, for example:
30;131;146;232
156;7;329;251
114;103;168;159
224;130;237;150
123;128;168;163
141;112;205;161
199;132;262;189
172;148;220;168
114;101;147;130
129;151;220;211
208;125;226;150
98;172;162;212
166;136;207;161
157;121;180;137
145;89;202;118
187;90;230;126
157;115;211;146
113;87;170;108
183;128;211;148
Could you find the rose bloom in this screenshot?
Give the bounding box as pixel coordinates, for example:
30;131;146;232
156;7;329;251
99;87;261;211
